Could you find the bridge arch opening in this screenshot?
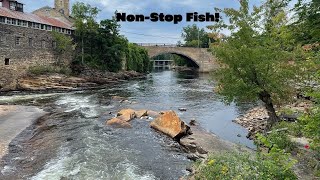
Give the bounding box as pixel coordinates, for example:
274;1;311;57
151;52;200;70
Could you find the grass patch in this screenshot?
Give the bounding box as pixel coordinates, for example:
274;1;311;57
28;65;72;76
195;152;297;180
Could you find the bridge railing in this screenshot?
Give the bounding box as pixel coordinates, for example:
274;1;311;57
135;43;178;47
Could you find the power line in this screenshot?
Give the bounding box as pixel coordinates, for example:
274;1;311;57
119;30;182;40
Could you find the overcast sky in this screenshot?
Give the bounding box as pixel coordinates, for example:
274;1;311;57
20;0;287;44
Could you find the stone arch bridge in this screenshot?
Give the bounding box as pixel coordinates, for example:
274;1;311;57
138;43;218;72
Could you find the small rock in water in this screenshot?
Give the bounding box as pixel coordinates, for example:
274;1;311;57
186;166;193;173
178;108;187;112
189;119;197;126
237;134;242;137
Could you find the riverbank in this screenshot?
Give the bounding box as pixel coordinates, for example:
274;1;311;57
0;105;46;159
0;70;146;92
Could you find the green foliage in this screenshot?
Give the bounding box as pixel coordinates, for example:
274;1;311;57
52;32;74;65
299;104;320;151
260;129;297;152
71;3;150;73
181;24;211;48
52;32;74;54
125;43;150;73
273;121;303;137
292;0;320;44
28;65;72;75
195;152;297;180
209;0;307;126
72;2;100;37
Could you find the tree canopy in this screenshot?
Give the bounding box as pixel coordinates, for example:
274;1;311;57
71;3;151;73
209;0;308;127
181;24;212;48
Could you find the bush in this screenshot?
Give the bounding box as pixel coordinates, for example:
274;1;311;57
265;130;297;152
273;121;303;137
28;65;72;75
195;152;297;180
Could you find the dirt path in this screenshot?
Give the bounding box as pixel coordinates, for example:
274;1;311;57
0;105;46;159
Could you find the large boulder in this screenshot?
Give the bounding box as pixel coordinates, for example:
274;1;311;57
106;118;132;128
150;111;190;140
117;109;136;122
147;110;160;118
135;110;148;118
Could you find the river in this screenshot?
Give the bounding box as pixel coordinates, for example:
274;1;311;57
0;70;254;180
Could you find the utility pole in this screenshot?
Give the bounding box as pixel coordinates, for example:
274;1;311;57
198;27;200;48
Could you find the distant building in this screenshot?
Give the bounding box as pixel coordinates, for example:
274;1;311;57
0;0;74;90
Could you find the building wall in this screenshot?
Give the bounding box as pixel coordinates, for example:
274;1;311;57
54;0;69;16
33;7;73;25
0;23;72;90
2;0;9;9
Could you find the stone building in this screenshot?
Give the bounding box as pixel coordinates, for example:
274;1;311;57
0;0;74;90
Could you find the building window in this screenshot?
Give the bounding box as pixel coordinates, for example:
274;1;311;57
52;41;57;48
6;18;11;24
41;40;46;48
0;34;5;43
46;25;52;31
29;38;33;47
16;3;23;12
11;19;16;25
0;17;5;23
36;23;40;29
5;58;10;65
22;21;27;27
41;24;45;30
15;37;21;46
17;20;22;26
28;22;32;27
9;2;16;10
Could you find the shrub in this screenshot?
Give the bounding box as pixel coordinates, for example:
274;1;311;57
195;152;297;180
28;65;72;75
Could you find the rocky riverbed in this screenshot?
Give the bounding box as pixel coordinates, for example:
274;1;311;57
233;101;312;139
1;70;145;92
0;70;255;179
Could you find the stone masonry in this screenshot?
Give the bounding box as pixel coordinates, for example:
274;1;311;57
0;24;71;90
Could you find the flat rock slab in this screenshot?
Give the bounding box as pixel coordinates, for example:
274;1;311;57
180;126;251;156
0;105;46;159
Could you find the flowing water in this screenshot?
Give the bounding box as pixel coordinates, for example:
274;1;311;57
0;70;254;180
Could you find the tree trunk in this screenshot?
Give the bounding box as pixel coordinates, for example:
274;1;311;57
259;90;279;129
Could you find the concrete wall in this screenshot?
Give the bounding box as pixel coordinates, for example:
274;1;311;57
0;23;72;90
143;46;219;73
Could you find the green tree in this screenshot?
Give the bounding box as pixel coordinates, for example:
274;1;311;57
292;0;320;44
181;24;211;48
210;0;300;128
52;32;74;65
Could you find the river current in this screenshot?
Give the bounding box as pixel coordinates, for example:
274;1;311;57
0;70;254;180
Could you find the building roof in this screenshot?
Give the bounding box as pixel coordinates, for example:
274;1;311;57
0;7;74;29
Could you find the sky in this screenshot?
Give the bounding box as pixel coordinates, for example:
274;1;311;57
20;0;269;44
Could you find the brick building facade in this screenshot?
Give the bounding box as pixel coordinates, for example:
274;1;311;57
0;0;74;90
